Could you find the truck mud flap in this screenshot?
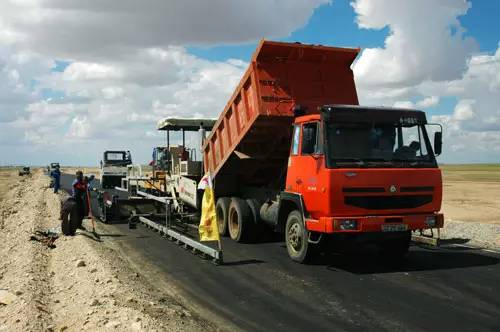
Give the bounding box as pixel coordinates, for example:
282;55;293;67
138;216;223;264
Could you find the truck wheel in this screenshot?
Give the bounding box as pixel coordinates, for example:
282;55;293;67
378;231;411;262
285;210;314;263
228;197;252;242
246;198;263;240
216;197;231;236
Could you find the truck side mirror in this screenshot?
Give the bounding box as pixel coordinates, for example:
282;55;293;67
434;132;442;156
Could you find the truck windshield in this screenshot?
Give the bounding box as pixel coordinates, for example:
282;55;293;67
324;122;437;168
104;152;131;165
155;148;169;170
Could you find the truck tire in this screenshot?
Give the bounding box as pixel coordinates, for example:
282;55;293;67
246;198;263;240
378;231;411;262
285;210;314;263
228;197;252;242
216;197;231;236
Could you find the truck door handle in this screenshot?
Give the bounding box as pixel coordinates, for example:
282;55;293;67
296;178;302;185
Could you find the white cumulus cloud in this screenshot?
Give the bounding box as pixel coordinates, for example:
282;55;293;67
353;0;477;88
351;0;500;163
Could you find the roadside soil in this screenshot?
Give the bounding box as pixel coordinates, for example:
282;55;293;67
442;181;500;224
0;170;214;331
0;169;20;205
441;180;500;249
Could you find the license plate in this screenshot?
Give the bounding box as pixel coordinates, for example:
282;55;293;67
381;224;408;232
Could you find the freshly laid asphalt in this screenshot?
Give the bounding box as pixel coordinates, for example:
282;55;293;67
59;173;500;332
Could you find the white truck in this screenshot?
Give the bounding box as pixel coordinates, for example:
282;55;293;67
100;150;132;189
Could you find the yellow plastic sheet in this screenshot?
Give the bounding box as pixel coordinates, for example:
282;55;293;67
198;173;220;242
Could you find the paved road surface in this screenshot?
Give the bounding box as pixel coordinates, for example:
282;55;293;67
60;173;500;332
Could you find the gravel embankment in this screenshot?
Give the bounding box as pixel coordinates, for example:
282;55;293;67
0;170;210;331
441;219;500;249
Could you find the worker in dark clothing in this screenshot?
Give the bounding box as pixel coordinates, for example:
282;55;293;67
84;174;96;191
72;171;88;230
50;165;61;193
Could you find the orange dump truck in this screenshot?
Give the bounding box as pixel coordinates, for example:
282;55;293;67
203;40;444;262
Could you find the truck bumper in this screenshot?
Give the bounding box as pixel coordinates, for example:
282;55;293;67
305;213;444;234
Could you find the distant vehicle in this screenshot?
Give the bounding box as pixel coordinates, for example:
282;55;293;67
100;150;132;189
50;163;60;170
18;166;30;176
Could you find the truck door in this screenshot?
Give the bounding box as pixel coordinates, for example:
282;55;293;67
298;122;324;216
286;122;324;216
285;124;302;193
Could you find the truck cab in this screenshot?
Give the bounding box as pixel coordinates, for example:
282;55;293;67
281;105;443;261
100;150;132;189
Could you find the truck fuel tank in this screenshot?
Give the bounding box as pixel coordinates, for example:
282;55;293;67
259;200;279;228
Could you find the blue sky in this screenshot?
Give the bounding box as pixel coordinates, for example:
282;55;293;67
189;1;500;60
188;1;388;61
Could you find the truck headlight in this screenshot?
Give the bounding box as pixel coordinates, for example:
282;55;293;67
425;216;436;227
338;219;358;230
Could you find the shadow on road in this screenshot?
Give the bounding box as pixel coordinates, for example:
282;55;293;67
97;233;127;238
439;238;471;245
76;231;103;242
316;249;499;274
222;259;266;267
247;231;283;244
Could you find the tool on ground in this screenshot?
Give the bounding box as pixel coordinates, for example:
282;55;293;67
30;229;59;249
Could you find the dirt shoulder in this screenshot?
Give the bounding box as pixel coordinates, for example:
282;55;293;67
0;168;22;204
0;170;213;331
442;181;500;225
440;179;500;249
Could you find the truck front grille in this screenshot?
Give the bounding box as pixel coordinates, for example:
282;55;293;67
344;195;433;210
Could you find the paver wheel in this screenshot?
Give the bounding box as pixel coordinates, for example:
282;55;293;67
216;197;231;236
285;210;315;263
228;197;252;243
61;198;80;236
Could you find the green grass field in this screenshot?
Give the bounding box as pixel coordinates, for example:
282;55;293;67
441;164;500;182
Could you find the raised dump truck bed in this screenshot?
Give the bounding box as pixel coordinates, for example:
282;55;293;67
202;40;359;195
